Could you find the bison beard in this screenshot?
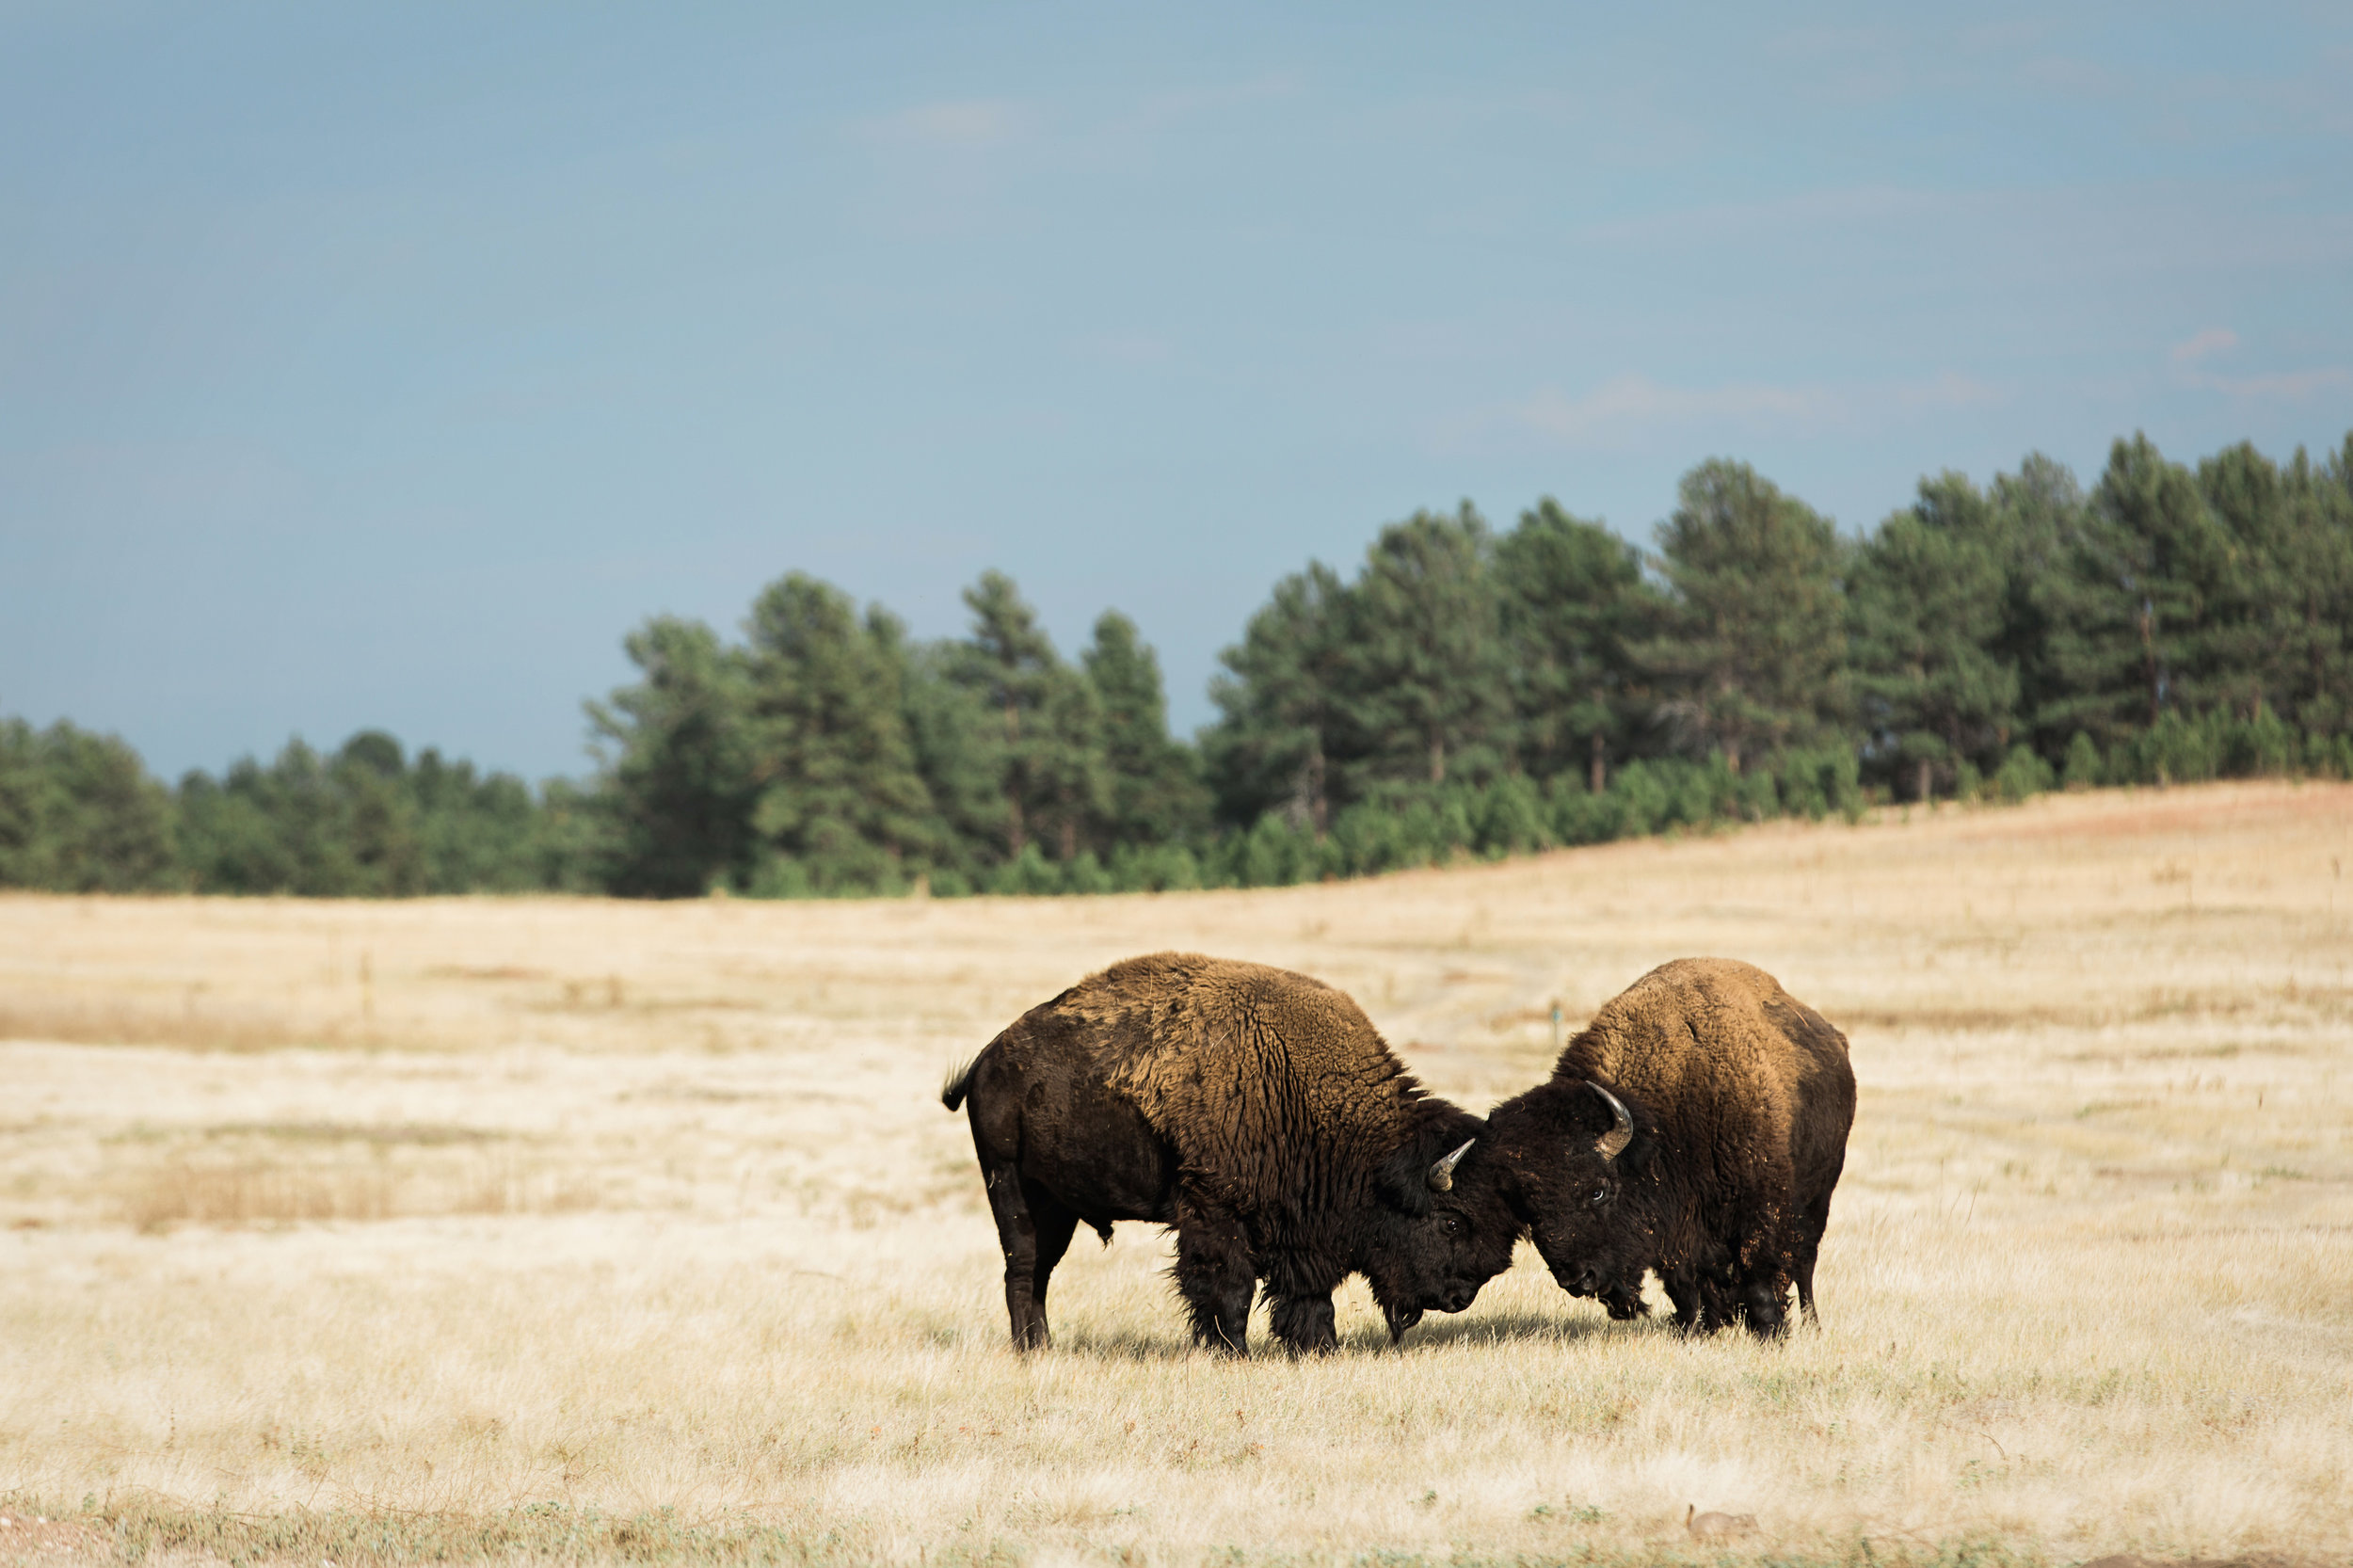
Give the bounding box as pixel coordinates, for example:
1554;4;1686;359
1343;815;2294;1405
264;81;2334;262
1478;957;1856;1336
941;952;1518;1354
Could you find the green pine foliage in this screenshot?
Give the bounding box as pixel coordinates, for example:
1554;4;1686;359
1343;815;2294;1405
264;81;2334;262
741;575;940;896
2038;435;2229;744
2198;438;2353;735
1495;499;1660;792
7;429;2350;900
0;717;176;891
169;731;592;896
585;616;762;897
1082;611;1213;850
580;568;1204;896
1200;560;1351;834
1847;472;2024;802
1335;504;1512;792
1983;454;2083;758
1640;459;1850;773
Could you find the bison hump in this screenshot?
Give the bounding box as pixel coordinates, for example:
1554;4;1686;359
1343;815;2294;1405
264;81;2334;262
1068;953;1423;1208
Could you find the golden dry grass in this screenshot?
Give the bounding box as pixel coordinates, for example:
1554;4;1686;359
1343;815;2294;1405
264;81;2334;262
3;781;2349;1567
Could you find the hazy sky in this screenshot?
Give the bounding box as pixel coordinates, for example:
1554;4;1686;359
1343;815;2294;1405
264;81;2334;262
5;3;2349;780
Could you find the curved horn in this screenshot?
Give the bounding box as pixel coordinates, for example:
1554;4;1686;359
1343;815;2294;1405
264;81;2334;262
1427;1138;1477;1192
1588;1081;1634;1161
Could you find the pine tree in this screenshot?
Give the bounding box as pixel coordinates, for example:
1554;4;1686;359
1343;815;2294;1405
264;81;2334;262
174;758;288;893
331;730;426;895
1081;611;1210;847
944;570;1114;867
897;636;1006;888
952;571;1059;857
2269;439;2353;735
1029;664;1112;863
2197;440;2353;734
1986;454;2083;758
1494;498;1658;791
0;718;177;891
410;748;551;893
1643;460;1849;772
2038;434;2231;746
586;616;761;896
1848;473;2021;801
1336;503;1509;792
1203;561;1351;832
742;573;941;892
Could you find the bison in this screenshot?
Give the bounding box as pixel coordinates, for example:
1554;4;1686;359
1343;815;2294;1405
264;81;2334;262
941;952;1530;1354
1470;957;1855;1336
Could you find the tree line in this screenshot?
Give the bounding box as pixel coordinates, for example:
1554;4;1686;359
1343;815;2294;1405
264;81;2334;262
6;429;2350;898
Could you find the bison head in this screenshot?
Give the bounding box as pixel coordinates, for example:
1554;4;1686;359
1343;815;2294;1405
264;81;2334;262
1358;1116;1523;1341
1470;1079;1659;1302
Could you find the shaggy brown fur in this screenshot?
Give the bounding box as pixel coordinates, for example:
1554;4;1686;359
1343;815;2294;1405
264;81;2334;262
1092;955;1432;1209
1479;957;1854;1336
944;952;1517;1353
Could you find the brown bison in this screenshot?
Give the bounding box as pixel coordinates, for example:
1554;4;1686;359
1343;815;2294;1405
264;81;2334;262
1470;958;1855;1336
942;952;1551;1354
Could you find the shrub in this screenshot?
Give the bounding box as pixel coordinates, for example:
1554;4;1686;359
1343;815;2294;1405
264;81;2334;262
1993;744;2055;804
1609;760;1670;838
2063;731;2103;791
1231;815;1314;888
1773;747;1863;822
2224;709;2297;776
1545;776;1612;846
1064;851;1113;895
1476;775;1550;856
988;843;1063;895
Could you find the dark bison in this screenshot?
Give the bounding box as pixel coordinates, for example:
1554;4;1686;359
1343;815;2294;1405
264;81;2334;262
941;952;1528;1354
1473;957;1855;1336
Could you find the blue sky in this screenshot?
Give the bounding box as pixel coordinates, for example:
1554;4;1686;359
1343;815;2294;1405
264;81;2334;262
5;3;2349;779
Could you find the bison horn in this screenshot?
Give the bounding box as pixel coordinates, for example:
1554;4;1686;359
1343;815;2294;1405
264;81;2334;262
1588;1081;1634;1161
1427;1138;1476;1192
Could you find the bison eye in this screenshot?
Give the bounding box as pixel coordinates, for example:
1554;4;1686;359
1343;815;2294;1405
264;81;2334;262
1588;1184;1612;1207
1441;1214;1461;1235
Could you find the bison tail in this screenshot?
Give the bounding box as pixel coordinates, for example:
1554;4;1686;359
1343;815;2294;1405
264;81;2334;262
940;1052;983;1112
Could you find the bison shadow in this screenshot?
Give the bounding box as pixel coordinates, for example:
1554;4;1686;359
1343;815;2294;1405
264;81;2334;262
1395;1306;1641;1351
1006;1305;1651;1362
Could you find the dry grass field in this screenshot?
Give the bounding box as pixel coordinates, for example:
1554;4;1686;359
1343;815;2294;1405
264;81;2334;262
3;782;2349;1568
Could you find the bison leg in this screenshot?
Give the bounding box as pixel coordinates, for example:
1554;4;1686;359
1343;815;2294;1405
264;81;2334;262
1737;1271;1789;1338
1267;1291;1338;1355
1697;1273;1744;1335
1026;1189;1080;1342
1793;1191;1834;1325
1666;1268;1743;1335
1172;1196;1257;1355
983;1162;1072;1351
1661;1268;1706;1332
1734;1222;1799;1337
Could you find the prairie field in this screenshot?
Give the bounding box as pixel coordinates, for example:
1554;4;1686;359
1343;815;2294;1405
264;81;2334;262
3;782;2350;1568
